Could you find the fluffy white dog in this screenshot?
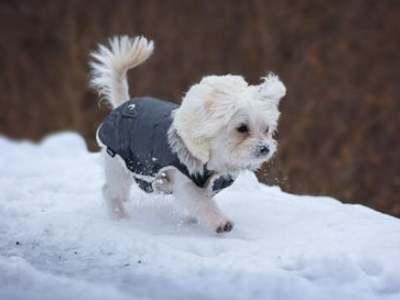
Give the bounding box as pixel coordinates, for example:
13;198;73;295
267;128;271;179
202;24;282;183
90;36;286;233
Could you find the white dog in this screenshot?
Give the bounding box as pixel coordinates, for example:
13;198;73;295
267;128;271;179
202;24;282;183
90;36;286;233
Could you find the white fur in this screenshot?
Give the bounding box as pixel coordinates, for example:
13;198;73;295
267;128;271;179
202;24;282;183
90;36;286;233
90;36;154;108
170;169;234;232
173;73;285;173
101;148;133;220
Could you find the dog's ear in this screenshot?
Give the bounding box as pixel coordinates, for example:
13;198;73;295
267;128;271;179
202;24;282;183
199;75;247;125
173;99;211;164
257;72;286;105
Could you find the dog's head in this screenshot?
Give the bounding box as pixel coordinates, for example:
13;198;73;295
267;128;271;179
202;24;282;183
173;73;286;173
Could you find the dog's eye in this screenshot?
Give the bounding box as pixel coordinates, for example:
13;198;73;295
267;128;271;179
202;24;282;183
237;125;249;133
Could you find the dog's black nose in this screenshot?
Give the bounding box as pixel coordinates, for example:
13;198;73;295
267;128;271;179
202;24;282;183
259;145;270;155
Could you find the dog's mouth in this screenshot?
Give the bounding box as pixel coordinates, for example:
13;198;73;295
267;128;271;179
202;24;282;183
236;159;266;171
238;152;275;171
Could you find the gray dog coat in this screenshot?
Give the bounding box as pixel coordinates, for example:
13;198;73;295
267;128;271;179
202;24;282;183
97;97;235;195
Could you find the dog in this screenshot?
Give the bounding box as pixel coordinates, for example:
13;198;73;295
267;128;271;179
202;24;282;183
90;36;286;233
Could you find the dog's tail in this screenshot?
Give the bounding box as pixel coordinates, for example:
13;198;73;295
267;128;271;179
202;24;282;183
90;36;154;108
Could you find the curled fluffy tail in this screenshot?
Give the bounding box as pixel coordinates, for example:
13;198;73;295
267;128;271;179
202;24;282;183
90;36;154;108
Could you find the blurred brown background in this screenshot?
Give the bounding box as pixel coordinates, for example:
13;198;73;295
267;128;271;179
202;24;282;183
1;0;399;216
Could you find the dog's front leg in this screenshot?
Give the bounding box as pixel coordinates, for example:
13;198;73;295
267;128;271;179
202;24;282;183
171;171;234;233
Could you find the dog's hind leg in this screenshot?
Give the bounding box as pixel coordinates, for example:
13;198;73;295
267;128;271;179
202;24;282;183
101;150;133;219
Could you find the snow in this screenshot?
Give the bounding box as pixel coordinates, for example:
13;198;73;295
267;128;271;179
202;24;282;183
0;132;399;300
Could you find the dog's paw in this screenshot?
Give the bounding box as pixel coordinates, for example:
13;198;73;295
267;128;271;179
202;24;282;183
110;207;129;220
215;219;234;234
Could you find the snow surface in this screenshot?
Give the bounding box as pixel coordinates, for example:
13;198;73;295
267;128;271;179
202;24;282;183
0;132;399;300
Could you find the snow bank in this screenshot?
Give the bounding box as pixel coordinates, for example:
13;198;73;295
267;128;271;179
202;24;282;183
0;132;399;300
